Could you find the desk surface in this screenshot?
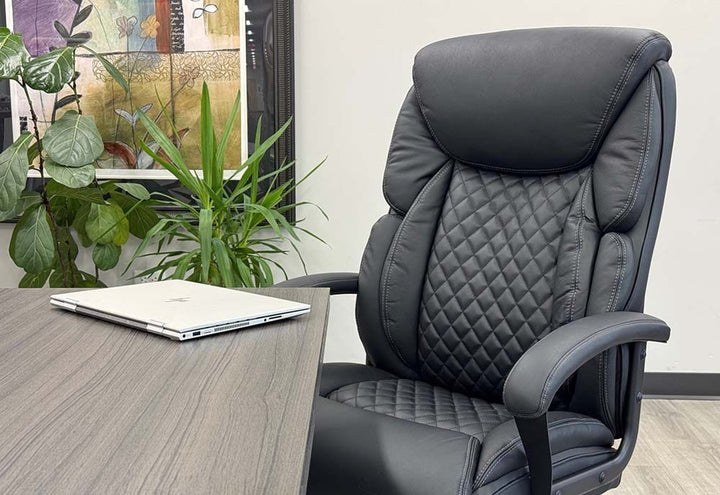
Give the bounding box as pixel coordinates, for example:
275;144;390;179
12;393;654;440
0;287;329;495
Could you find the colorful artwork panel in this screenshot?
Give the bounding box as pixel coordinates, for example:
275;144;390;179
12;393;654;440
9;0;245;178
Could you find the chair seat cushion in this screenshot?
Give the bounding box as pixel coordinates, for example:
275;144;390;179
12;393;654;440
309;363;615;495
327;378;513;439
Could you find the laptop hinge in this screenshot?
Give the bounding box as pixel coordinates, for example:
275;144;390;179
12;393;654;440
146;319;166;333
54;298;79;311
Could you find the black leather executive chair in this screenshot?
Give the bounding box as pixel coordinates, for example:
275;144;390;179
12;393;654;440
279;27;676;495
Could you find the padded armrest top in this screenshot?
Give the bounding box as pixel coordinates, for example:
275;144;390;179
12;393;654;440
503;312;670;418
274;272;359;295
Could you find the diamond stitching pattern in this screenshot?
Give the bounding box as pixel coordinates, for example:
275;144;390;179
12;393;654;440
327;379;513;440
418;164;587;399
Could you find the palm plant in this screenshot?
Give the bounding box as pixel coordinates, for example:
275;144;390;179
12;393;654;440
127;82;325;287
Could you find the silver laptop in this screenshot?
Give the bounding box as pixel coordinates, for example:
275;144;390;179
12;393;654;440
50;280;311;341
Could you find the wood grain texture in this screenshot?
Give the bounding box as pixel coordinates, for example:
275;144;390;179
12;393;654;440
617;399;720;494
0;288;330;495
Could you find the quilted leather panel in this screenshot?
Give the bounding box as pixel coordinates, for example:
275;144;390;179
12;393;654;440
327;379;513;439
418;164;588;399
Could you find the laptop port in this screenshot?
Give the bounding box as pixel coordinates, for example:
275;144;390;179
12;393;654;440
192;331;201;337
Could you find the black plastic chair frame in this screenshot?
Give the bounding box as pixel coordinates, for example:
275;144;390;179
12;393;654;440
518;342;647;495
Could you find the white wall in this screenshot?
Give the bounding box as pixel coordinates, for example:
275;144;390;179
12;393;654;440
2;0;718;373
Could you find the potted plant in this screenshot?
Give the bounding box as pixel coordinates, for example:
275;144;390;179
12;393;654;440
0;18;158;287
127;82;325;287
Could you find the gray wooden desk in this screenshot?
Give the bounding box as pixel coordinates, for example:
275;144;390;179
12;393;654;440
0;287;329;495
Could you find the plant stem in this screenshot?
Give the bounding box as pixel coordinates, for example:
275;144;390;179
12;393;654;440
70;80;82;114
20;82;43;175
20;80;70;286
68;3;83;116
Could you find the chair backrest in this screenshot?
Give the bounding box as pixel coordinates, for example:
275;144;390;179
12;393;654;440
355;27;675;435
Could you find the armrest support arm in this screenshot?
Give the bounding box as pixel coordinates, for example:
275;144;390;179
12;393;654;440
503;312;670;419
274;272;359;295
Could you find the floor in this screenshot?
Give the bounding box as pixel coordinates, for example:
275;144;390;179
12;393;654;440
615;399;720;494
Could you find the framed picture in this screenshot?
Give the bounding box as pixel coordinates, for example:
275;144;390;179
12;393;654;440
2;0;295;215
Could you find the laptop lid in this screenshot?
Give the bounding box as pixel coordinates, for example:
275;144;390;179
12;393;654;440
50;280;310;333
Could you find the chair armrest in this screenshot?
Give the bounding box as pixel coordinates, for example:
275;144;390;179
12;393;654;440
503;312;670;419
274;272;359;295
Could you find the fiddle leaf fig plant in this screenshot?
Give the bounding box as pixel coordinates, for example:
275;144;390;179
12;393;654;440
127;82;326;287
0;17;159;288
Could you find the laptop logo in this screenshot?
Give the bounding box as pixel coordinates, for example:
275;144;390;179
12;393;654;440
165;297;190;303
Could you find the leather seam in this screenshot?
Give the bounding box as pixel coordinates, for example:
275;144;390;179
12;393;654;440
605;234;625;312
459;437;480;495
601;234;628;434
566;176;591;322
382;90;413;215
605;75;654;231
358;214;401;371
474;418;607;488
359;214;402;291
381;162;453;368
599;351;614;435
578;35;664;171
509;319;649;417
412;34;665;174
613;236;629;312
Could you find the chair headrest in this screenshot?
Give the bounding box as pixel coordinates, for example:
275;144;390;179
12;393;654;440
412;27;671;174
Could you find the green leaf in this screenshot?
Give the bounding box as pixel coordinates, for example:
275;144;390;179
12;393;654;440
9;204;56;274
43;110;103;166
93;243;120;271
72;5;93;28
23;46;75;93
199;208;212;283
85;202;123;244
72;200;89;230
215;91;242;174
122;217;182;275
77;229;92;248
75;270;105;288
171;251;197;280
229;118;292;192
258;258;274;287
48;269;66;288
112;213;130;246
48;263;84;288
115;182;150;200
46;180;104;204
136;111;198;192
108;191;158;239
49;262;98;288
81;46;129;93
211;238;236;287
27;141;40;163
19;269;51;288
235;258;254;287
200;82;216;191
49;194;79;226
0;28;30;79
0;132;33;211
0;205;21;222
55;226;78;262
128;203;158;238
110;192;160;239
44;159;95;188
